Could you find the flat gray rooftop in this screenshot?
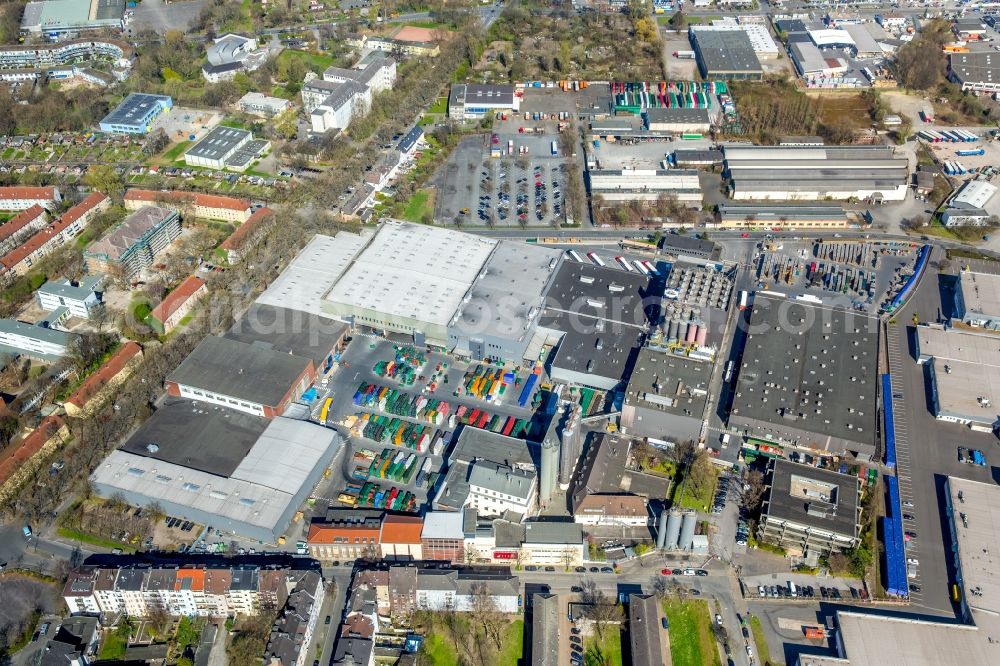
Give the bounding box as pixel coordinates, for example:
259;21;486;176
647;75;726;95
186;126;251;161
167;336;312;407
450;241;562;342
915;325;1000;423
718;203;847;221
959;269;1000;317
691;29;763;73
763;459;860;538
623;347;712;419
730;295;878;446
100;93;170;128
226;303;348;367
119;399;269;477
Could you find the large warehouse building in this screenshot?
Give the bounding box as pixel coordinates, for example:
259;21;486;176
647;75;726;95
729;295;878;459
915;324;1000;429
723;145;909;202
90;400;342;543
588;169;702;204
619;346;711;442
689;29;763;80
715;203;850;230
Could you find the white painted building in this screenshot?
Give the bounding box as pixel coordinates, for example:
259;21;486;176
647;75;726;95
36;275;103;319
466;461;537;517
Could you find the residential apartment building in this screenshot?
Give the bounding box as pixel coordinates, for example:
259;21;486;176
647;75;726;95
124;189;252;223
36;275;104;319
264;571;324;666
146;275;206;334
303;54;396;134
0;206;48;255
413;569;519;613
63;564;307;619
0;193;110;278
83;206;182;280
0;186;61;211
64;341;143;417
219;207;274;263
0;38;133;74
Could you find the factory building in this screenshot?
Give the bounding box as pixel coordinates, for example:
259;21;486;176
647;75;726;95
954;269;1000;330
729;295;878;460
90;400;341;543
949;52;1000;94
723;145;909;202
587;168;702;204
643;107;711;133
539;260;661;391
20;0;125;35
915;324;1000;429
99;93;172;134
758;459;862;558
433;428;538;514
83;206;181;280
165;336;316;418
574;495;649;527
689;29;764;80
448;84;520;120
620;347;711;442
715;203;850;230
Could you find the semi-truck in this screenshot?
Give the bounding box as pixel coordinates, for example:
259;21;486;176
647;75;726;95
550;140;558;156
673;50;695;59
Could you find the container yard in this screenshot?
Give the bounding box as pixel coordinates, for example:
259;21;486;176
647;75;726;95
372;345;428;386
457;364;524;404
611;80;729;114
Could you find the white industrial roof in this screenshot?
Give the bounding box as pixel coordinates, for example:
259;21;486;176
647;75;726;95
692;23;779;55
917;326;1000;423
324;220;497;326
421;511;466;540
833;612;995;666
959;270;1000;317
257;231;372;315
91;418;341;533
843;23;881;55
809;28;857;48
952;180;998;210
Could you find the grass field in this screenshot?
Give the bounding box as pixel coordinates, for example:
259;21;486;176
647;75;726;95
672;469;717;512
277;49;336;74
418;617;524;665
585;628;623;666
813;93;876;132
57;527;136;553
162;141;191;161
496;620;525;665
420;633;455;665
402;188;436;223
748;614;777;665
428;96;448;114
662;598;720;666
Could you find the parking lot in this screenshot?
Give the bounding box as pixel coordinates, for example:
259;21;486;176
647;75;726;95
924;133;1000;179
434;127;569;228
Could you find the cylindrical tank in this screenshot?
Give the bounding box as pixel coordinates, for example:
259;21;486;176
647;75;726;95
695;324;708;346
656;510;669;548
664;509;683;550
685;322;697;343
679;511;697;550
539;439;559;505
668;319;680;341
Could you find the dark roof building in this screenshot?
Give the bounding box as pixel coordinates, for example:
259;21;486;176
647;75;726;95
531;593;560;666
620;346;712;442
657;233;719;259
758;458;862;557
689;29;764;80
729;295;878;460
539;261;661;390
225;303;349;369
165;335;316;418
949;52;1000;94
628;594;665;666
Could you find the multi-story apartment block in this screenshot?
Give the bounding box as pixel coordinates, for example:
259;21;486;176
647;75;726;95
124;189;252;223
0;186;61;211
63;564;308;619
83;206;181;280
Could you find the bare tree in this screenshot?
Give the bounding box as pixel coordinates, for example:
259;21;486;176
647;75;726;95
470;583;505;651
736;469;767;513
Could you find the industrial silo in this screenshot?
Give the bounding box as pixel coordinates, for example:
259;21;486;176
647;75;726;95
685;322;697;343
656;510;669;548
695;324;708;346
679;511;697;550
665;509;683;550
539;437;559;506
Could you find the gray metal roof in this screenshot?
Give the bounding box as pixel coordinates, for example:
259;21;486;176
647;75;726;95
629;594;664;666
120;399;269;477
623;347;712;419
532;594;560;666
0;318;77;346
718;203;848;222
690;29;763;74
730;295;877;447
644;107;711;125
167;336;312;407
950;52;1000;85
186;126;251;161
226;303;348;367
522;521;583;545
468;461;535;500
763;459;861;539
100;93;171;128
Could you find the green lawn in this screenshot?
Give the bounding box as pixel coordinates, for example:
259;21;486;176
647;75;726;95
57;527;136;553
428;96;448;114
277;49;336;74
662;598;720;666
162;141;191;161
585;628;623;666
672;469;717;512
420;619;523;665
421;633;456;665
496;620;524;665
98;624;130;660
402;188;435;223
748;614;777;665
